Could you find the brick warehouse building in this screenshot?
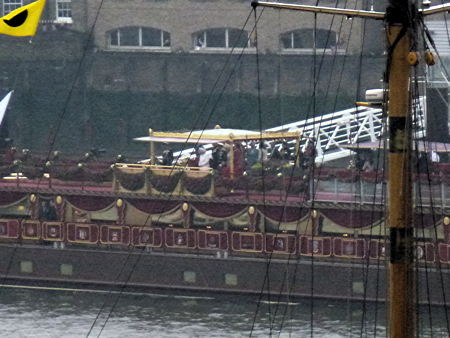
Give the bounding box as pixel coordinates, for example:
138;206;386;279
0;0;390;156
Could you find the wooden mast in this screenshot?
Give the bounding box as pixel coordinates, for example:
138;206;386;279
250;0;448;337
385;1;415;337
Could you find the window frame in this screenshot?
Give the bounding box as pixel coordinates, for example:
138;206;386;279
192;27;255;53
55;0;73;24
108;26;171;51
280;28;342;55
3;0;22;15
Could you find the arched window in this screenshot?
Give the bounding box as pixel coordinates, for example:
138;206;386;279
109;27;171;48
193;28;253;50
280;29;337;50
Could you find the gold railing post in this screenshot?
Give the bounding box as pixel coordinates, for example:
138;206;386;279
149;128;155;164
229;135;235;180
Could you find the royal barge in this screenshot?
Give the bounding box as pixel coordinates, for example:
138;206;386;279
0;129;449;305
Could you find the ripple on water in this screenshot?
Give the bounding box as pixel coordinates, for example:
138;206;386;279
0;289;448;337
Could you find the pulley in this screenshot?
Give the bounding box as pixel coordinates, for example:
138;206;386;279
407;52;419;66
424;51;435;65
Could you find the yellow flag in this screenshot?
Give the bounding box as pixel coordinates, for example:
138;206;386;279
0;0;46;37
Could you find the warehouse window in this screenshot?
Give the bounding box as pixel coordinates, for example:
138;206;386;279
193;28;253;50
225;273;238;286
3;0;22;15
183;271;196;283
56;0;72;23
109;27;171;49
60;263;73;276
281;29;337;50
20;260;33;273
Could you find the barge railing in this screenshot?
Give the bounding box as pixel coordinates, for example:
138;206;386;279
0;162;449;208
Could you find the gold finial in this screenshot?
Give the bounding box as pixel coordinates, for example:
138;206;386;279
116;199;123;208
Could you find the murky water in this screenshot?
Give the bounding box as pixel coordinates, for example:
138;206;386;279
0;286;448;337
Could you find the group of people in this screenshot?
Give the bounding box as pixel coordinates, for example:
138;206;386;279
192;141;293;173
246;141;293;168
350;151;375;172
417;150;440;174
158;138;318;176
349;149;443;174
195;142;231;171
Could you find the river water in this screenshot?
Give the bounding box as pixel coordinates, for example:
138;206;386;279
0;286;448;337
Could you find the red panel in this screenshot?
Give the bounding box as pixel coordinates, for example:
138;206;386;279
368;240;383;259
100;226;108;243
132;227;140;245
132;227;163;247
154;228;163;247
299;236;331;257
322;238;332;255
42;222;65;241
165;228;174;246
342;240;355;256
414;243;435;262
231;232;263;252
355;239;365;257
122;227;130;245
67;223;76;241
0;219;20;239
7;219;19;238
187;230;195;248
0;220;8;237
91;225;99;243
231;232;240;250
299;236;308;255
333;238;366;258
198;231;206;248
241;234;255;251
100;225;130;245
333;238;343;256
438;243;450;263
77;225;92;242
21;220;41;240
424;243;435;262
197;230;228;250
265;234;296;254
67;223;98;244
165;228;196;248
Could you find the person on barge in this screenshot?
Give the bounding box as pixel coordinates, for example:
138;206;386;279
210;143;227;170
161;144;174;166
198;147;212;170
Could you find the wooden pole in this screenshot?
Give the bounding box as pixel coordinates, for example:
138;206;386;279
295;132;301;168
386;2;415;337
148;128;154;164
229;141;235;180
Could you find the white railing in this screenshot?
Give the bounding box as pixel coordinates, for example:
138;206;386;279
170;102;426;164
267;106;384;162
